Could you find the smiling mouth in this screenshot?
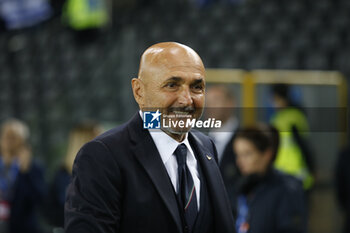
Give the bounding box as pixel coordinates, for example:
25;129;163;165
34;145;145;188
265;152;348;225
173;111;192;116
168;106;196;115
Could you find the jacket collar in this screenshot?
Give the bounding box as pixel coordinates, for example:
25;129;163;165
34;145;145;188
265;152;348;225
189;132;235;232
128;113;183;232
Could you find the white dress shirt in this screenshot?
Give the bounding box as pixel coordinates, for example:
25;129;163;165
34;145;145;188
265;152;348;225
139;111;200;209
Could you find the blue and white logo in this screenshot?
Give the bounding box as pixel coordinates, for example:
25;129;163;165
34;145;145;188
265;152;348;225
143;110;162;129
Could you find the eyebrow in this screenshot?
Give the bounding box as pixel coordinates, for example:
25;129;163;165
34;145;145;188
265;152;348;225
191;78;204;86
163;77;205;87
165;77;204;83
165;77;182;82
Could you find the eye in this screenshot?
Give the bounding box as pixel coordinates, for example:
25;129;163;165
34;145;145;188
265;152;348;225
164;82;178;88
192;84;204;92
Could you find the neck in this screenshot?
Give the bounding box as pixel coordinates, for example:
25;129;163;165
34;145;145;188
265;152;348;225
257;166;272;177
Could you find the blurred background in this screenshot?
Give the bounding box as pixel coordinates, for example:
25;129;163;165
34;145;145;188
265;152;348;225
0;0;349;232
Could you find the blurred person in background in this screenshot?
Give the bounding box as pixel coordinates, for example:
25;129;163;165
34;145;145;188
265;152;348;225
206;85;240;189
0;0;51;30
335;145;350;233
46;121;102;230
270;84;315;191
62;0;110;43
0;119;46;233
231;124;307;233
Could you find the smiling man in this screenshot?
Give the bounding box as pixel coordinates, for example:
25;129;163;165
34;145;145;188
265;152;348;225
65;42;235;233
133;42;205;137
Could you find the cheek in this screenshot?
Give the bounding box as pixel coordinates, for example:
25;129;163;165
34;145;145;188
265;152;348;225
161;95;178;108
236;157;254;175
194;94;205;106
144;92;171;108
250;157;268;173
258;156;270;169
9;139;20;148
238;155;259;172
237;155;250;168
244;157;256;169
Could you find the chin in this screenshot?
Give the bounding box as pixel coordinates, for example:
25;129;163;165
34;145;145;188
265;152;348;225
239;169;249;176
164;126;191;135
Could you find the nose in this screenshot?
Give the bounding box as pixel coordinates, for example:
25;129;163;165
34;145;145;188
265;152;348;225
178;87;193;106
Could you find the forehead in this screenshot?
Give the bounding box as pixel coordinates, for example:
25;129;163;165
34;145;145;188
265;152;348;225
235;137;255;149
157;56;205;82
142;45;205;81
162;64;205;79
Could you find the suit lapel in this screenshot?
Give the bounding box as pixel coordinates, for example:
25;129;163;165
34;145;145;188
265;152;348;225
189;132;224;197
128;114;182;233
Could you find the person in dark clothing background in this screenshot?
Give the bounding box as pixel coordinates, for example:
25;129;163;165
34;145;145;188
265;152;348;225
335;145;350;233
0;119;46;233
229;124;307;233
46;121;102;229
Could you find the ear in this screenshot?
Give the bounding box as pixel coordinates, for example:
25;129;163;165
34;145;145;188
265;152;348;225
131;78;145;108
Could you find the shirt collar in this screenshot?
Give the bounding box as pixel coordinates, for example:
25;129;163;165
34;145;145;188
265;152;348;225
139;110;196;165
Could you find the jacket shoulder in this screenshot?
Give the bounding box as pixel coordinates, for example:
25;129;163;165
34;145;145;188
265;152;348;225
95;121;129;143
191;130;213;143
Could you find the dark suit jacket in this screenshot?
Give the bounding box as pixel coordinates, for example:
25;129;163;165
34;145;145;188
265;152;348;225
65;113;235;233
335;146;350;233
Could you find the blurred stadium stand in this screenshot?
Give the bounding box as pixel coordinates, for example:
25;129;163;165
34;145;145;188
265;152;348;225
0;0;348;173
0;0;349;166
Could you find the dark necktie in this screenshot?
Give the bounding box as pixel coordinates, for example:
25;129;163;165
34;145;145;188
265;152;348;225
174;143;198;233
